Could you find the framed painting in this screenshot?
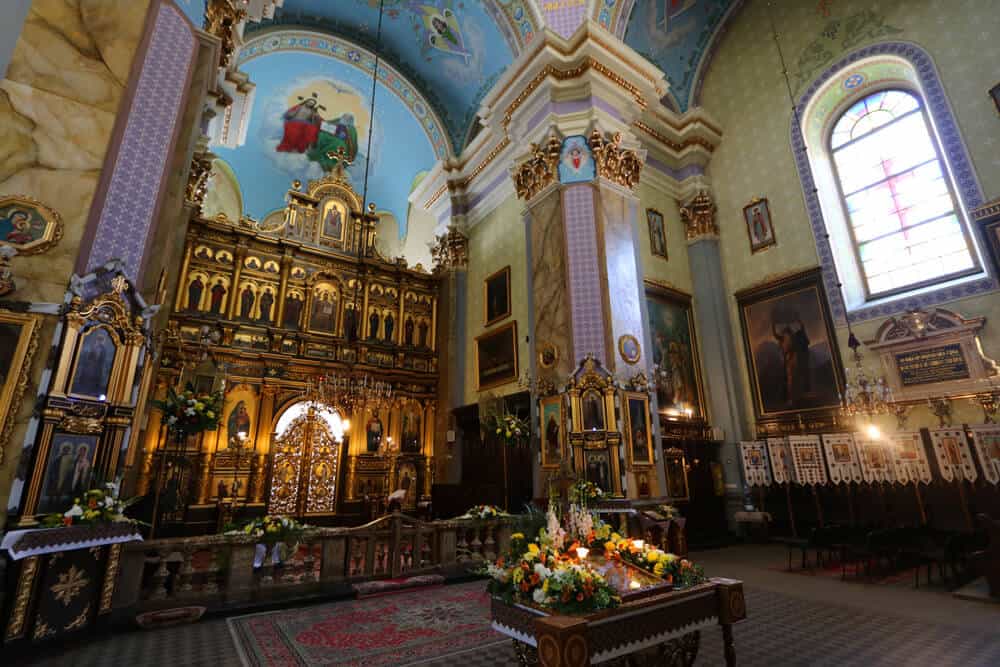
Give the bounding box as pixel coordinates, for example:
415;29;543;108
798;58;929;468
735;267;845;421
662;447;689;501
645;281;705;419
68;326;118;399
618;334;641;365
475;321;518;390
558;135;596;184
484;265;511;326
975;206;1000;276
540;395;564;469
743;197;776;253
647;208;667;260
0;311;39;456
991;82;1000;116
36;433;100;514
319;197;348;243
0;194;63;255
624;391;653;466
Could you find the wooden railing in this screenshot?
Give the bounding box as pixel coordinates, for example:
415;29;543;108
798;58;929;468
111;513;511;616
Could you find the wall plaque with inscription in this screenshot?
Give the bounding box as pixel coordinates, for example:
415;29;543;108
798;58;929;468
895;343;970;386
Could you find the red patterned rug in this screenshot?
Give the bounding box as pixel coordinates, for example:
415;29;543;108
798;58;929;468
228;580;506;666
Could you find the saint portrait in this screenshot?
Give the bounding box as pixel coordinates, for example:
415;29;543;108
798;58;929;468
582;390;606;431
283;291;304;329
227;400;252;445
646;284;703;417
557;135;596;184
663;449;689;500
626;394;652;465
402;407;422;453
736;269;844;419
37;434;99;514
743;198;776;253
540;396;563;468
647;209;667;260
187;275;205;310
366;416;383;453
586;451;611;493
209;279;228;315
309;285;338;332
0;195;60;254
484;266;511;326
70;327;116;398
831;442;852;463
475;322;518;390
320;199;347;242
258;288;275;323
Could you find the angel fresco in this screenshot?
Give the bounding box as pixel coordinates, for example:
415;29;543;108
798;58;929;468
414;4;471;62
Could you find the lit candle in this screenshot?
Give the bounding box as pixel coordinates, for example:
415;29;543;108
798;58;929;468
576;547;589;560
633;540;645;550
629;580;641;590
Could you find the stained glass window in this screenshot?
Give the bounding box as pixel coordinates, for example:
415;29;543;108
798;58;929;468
830;90;977;298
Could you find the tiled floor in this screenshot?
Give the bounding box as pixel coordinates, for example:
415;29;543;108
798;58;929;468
22;545;1000;666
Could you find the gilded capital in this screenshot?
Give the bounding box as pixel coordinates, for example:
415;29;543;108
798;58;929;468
679;191;719;240
185;151;214;214
431;226;469;272
589;129;643;191
205;0;247;68
512;132;562;200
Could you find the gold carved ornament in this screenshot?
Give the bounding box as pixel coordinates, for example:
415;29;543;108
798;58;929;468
51;565;89;606
5;556;39;640
205;0;247;68
185;151;214;214
0;311;40;465
588;129;643;191
679;191;719;240
512;132;563;200
431;226;470;272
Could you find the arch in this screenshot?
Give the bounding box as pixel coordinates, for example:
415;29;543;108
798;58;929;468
273;399;348;442
792;41;993;323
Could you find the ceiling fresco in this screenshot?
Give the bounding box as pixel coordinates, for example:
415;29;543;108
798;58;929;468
248;0;523;149
175;0;206;27
213;49;437;238
624;0;739;111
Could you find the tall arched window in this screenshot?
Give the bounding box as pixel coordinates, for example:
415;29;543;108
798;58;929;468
829;89;979;298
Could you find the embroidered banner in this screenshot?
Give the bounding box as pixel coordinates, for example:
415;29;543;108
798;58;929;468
854;434;895;483
766;437;794;484
821;433;862;484
929;428;978;482
968;425;1000;485
788;435;828;485
739;441;772;487
889;432;933;484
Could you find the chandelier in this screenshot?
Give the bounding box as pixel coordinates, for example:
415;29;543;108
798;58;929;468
304;373;394;415
839;330;893;424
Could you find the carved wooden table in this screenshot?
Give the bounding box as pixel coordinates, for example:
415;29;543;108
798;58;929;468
491;577;746;666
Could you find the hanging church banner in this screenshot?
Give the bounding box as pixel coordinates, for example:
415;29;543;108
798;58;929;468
766;437;794;484
788;435;828;485
820;433;862;484
854;434;895;484
739;441;771;487
928;428;978;482
968;425;1000;485
888;432;933;484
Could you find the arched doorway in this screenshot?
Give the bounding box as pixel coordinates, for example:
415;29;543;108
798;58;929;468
268;401;347;518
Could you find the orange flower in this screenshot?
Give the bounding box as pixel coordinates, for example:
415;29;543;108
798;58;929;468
62;516;73;526
576;593;584;601
666;574;673;584
540;553;547;565
531;573;540;585
520;581;530;592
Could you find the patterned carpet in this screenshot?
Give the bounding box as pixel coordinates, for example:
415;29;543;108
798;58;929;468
228;581;504;666
21;550;1000;667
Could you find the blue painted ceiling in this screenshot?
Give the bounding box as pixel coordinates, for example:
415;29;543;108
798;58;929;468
249;0;517;150
624;0;736;111
213;50;437;238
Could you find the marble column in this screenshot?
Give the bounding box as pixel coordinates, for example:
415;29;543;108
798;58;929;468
681;192;751;525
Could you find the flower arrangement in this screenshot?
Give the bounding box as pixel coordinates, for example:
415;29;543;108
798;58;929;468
463;504;506;520
568;479;604;506
152;383;224;435
487;532;620;615
40;482;139;528
609;537;706;588
233;515;306;546
484;411;530;446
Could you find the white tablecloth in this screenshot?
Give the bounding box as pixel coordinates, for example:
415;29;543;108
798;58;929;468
2;526;142;560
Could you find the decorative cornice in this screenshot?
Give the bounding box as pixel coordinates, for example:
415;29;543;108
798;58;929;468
679;191;718;240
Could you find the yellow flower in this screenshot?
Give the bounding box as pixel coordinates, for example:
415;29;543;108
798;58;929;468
511;532;524;540
653;562;665;577
206;411;214;419
542;579;550;592
604;541;616;553
646;551;659;564
611;533;622;542
527;543;540;554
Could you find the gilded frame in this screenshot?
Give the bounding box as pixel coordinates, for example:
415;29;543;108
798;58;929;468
618;334;641;365
623;390;653;467
475;320;519;390
484;265;512;327
644;280;707;420
537;340;558;369
662;447;690;501
0;311;40;463
0;194;64;255
539;394;564;469
972;199;1000;277
734;267;846;424
742;197;777;254
646;208;667;260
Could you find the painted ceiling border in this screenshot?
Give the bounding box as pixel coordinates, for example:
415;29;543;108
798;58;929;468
239;28;454;160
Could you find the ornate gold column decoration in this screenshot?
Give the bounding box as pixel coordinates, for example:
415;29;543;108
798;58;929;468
226;242;248;319
255;385;278;455
430;225;470;273
0;246;16;296
196;452;213;504
185;151;214;215
511;132;562;200
205;0;247;68
588;129;643;191
275;250;293;326
679;191;719;240
173;233;196;313
250;453;268;504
